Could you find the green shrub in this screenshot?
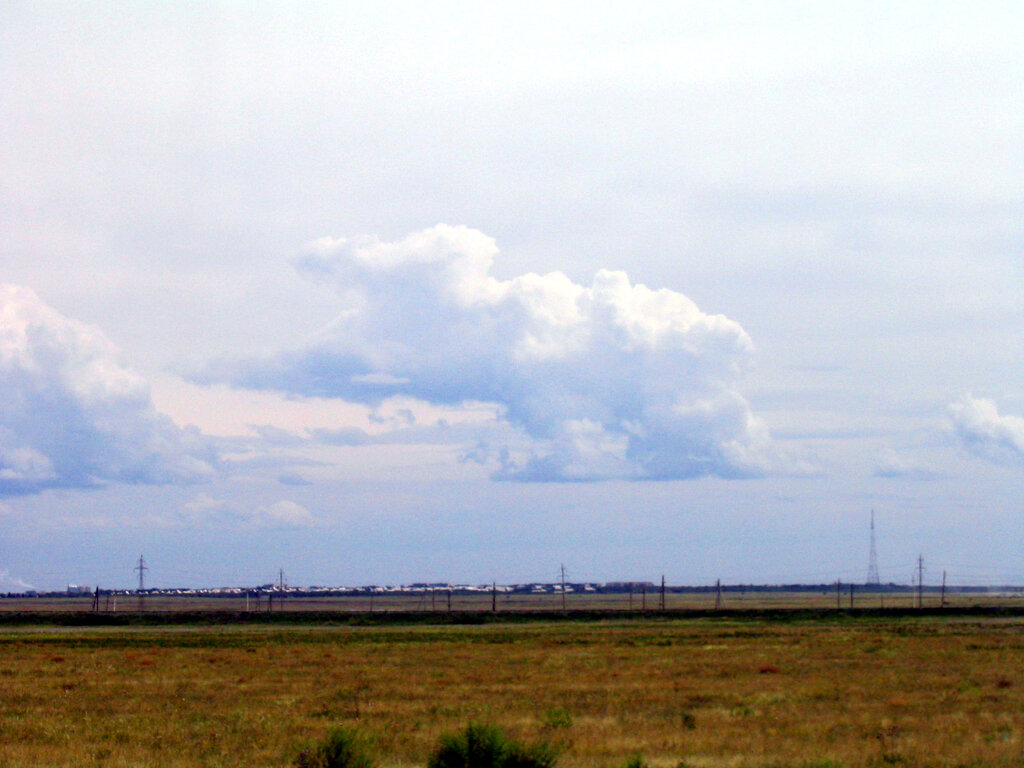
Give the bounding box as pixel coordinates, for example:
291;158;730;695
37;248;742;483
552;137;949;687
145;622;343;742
295;726;375;768
618;756;648;768
541;707;573;730
427;722;557;768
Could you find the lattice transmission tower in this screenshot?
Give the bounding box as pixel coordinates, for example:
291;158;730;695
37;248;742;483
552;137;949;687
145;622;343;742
134;554;149;611
866;510;880;585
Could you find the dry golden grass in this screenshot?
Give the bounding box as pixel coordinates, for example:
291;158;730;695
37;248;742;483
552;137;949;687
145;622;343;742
2;617;1024;767
2;587;1019;614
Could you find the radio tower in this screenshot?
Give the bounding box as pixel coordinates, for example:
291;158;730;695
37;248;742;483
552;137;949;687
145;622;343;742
866;511;880;585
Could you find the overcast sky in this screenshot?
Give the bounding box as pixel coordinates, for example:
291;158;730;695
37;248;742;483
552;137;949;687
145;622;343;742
2;2;1022;591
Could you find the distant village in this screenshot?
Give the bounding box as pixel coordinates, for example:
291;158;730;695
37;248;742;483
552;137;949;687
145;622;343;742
26;581;647;598
10;580;1024;599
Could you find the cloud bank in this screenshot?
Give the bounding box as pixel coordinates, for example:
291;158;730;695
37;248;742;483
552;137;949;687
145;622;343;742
182;494;315;529
872;449;939;480
205;225;791;481
950;395;1024;465
0;285;217;496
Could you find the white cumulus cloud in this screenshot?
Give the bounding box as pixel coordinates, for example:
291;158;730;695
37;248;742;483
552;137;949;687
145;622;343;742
0;285;217;496
204;225;794;481
254;500;315;527
949;394;1024;465
872;448;939;480
181;494;315;529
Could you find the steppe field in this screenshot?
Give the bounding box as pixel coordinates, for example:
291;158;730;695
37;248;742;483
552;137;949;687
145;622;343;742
2;614;1024;768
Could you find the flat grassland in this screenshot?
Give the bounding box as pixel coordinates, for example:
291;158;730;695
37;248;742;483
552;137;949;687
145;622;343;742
2;616;1023;768
4;588;1020;614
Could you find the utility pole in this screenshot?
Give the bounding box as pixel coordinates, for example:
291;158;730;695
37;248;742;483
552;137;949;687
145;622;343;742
560;564;567;612
714;579;722;610
279;568;285;591
836;579;841;610
134;555;148;612
660;575;666;611
849;582;854;609
492;581;497;613
941;570;947;608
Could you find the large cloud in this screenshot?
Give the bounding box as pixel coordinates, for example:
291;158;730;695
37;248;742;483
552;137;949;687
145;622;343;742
0;285;217;496
949;395;1024;465
204;225;790;481
181;494;315;529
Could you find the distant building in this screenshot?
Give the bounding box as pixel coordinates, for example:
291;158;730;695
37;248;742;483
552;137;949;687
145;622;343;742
66;584;92;595
606;581;655;589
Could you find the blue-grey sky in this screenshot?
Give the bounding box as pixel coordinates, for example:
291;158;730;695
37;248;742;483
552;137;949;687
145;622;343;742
2;2;1022;591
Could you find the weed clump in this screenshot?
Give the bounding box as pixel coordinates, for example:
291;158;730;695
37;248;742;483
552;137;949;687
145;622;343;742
295;726;375;768
427;722;556;768
541;707;573;730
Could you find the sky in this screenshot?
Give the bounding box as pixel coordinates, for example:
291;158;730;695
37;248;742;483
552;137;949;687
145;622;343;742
1;2;1022;592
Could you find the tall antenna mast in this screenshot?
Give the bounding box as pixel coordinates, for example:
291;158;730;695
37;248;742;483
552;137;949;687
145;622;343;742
866;510;880;585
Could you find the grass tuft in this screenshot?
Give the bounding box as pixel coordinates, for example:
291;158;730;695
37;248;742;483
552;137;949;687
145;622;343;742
427;722;557;768
541;707;573;730
294;726;375;768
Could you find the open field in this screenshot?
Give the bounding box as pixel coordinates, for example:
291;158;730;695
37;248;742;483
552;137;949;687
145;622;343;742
2;615;1024;768
4;586;1024;614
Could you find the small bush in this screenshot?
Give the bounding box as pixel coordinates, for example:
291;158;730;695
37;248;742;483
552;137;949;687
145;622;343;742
541;707;573;730
427;722;556;768
295;727;375;768
619;756;648;768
